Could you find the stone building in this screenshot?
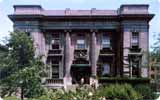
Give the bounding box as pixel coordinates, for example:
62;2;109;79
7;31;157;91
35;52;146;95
9;4;154;88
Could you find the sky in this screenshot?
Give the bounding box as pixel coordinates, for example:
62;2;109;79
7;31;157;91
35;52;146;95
0;0;160;50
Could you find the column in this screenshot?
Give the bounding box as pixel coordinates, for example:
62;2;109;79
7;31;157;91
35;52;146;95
90;31;98;88
64;31;72;88
65;31;71;77
130;60;133;78
91;31;97;76
30;29;41;57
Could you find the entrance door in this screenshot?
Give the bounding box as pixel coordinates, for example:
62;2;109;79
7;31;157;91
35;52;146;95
71;67;91;84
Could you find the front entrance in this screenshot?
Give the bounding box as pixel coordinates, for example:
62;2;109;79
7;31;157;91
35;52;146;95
71;66;91;84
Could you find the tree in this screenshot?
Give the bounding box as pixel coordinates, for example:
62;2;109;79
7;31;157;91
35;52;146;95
150;33;160;92
151;33;160;61
0;31;45;98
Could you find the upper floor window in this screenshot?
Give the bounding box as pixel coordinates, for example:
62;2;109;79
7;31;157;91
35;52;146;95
51;34;60;49
102;34;110;48
52;34;60;43
77;39;86;49
131;32;139;48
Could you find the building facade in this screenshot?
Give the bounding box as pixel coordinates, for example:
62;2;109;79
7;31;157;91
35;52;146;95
9;4;154;88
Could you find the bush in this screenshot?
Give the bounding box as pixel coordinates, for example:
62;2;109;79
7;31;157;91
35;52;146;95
134;84;157;99
3;96;20;100
6;84;156;100
97;84;142;100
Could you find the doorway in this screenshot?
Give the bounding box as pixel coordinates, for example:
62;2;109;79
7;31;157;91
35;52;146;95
71;66;91;84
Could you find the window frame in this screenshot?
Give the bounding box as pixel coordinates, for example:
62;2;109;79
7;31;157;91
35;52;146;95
76;39;86;49
102;34;111;48
131;32;139;48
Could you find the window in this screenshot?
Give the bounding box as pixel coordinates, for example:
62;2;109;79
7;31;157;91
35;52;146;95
131;60;139;77
51;39;60;44
51;60;59;78
102;63;110;76
77;39;86;49
102;35;110;48
51;34;60;49
131;32;139;47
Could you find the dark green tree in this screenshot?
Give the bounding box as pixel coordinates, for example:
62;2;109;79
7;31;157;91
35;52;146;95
150;33;160;93
151;33;160;61
0;31;45;98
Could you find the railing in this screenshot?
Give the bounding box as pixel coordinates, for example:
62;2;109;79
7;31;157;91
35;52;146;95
99;48;114;57
74;49;88;59
100;48;113;54
46;79;63;84
48;49;62;54
48;49;63;57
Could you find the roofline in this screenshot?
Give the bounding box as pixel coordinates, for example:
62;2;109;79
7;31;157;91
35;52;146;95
13;5;42;9
8;14;119;21
120;4;149;8
120;14;155;21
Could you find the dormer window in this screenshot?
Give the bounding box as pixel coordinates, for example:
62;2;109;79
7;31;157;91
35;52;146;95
77;39;86;49
102;34;110;48
131;32;139;48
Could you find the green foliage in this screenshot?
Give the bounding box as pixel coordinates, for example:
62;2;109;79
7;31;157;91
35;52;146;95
152;33;160;62
134;84;157;99
29;85;101;100
0;31;45;98
97;84;142;100
98;77;150;84
28;84;144;100
3;84;155;100
3;96;20;100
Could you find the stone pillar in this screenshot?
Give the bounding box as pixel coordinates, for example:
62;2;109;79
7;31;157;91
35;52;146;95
91;31;97;76
65;32;71;77
30;30;42;57
90;31;98;87
64;31;72;89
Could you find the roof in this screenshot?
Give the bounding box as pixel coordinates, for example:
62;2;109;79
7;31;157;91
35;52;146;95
120;4;149;8
42;9;118;16
13;5;42;9
8;4;154;21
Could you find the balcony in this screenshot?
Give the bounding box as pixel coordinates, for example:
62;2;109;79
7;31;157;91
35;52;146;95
99;48;114;57
129;47;141;53
47;49;63;59
74;49;88;60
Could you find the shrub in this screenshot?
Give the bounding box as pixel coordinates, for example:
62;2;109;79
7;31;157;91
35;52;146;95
97;84;142;100
3;96;20;100
134;84;157;99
